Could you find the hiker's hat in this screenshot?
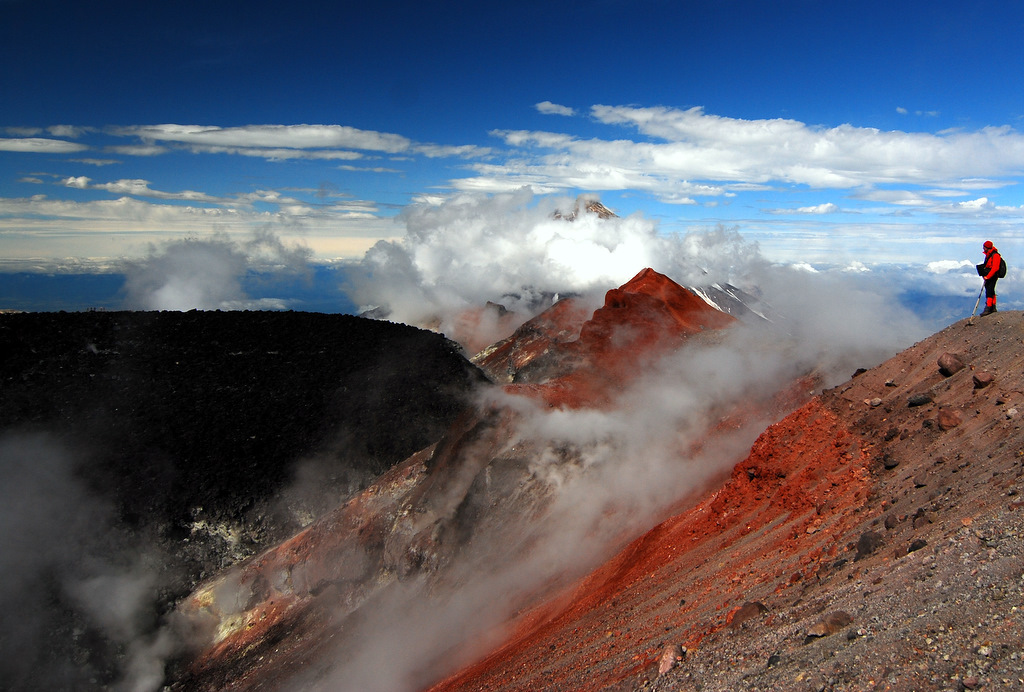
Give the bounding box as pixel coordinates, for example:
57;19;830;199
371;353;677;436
984;240;994;250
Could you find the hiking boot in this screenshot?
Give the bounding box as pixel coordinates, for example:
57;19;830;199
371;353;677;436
981;306;995;316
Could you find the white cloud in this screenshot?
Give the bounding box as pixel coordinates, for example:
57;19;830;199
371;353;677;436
108;144;167;156
61;176;224;203
338;164;403;174
183;146;366;161
47;125;88;138
466;106;1024;206
413;143;492;159
4;127;42;136
105;124;493;164
926;259;973;273
122;233;312;311
0;137;88;153
119;124;413;153
794;202;839;214
951;196;995;212
0;194;400;262
70;158;120;166
346;190;770;327
536;101;576;116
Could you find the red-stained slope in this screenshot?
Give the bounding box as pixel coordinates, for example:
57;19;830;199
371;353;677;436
476;268;736;409
428;398;871;691
429;313;1024;692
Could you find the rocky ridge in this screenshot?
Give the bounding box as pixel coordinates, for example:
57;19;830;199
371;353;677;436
430;312;1024;692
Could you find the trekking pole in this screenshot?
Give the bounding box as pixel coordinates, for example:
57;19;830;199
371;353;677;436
967;284;984;325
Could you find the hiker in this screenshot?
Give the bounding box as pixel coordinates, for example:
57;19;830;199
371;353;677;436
979;240;1002;316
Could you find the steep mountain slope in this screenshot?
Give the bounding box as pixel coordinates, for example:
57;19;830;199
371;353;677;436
430;312;1024;691
166;269;766;690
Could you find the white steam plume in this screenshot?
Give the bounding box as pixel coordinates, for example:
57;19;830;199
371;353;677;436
122;230;312;311
348;189;926;358
0;433;183;691
347;190;698;326
273;190;932;690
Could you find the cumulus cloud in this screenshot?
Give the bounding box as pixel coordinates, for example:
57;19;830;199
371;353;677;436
122;231;313;311
6;106;1024;270
347;189;720;327
536;101;576;116
951;196;995;212
47;124;89;138
794;202;840;214
345;189;943;351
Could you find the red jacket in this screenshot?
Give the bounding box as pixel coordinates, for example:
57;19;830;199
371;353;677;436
983;248;1002;280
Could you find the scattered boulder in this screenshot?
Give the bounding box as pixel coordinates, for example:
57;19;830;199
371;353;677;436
908;393;933;407
658;644;685;674
855;531;884;560
937;407;962;430
729;601;768;630
806;611;853;638
937;353;966;377
908;538;928;553
913;508;938;528
973;372;995;389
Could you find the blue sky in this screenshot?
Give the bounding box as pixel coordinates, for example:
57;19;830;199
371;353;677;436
2;0;1024;315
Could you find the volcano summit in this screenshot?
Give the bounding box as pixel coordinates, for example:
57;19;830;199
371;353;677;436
3;269;1023;692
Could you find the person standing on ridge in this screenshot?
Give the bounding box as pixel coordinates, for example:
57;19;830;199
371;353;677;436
979;240;1002;316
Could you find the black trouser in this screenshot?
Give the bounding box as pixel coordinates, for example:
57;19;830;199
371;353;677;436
985;277;998;300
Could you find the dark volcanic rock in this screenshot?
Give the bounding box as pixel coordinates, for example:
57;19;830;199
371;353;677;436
907;393;933;407
855;530;884;560
0;311;486;579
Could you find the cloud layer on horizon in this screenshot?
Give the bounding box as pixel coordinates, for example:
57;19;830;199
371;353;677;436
2;105;1024;268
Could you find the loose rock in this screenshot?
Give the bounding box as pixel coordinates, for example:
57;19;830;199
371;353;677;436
937;407;962;430
938;353;965;376
856;531;883;560
658;644;685;675
806;611;853;637
729;601;768;630
973;372;995;389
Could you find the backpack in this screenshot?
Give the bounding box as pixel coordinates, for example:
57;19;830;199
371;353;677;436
978;256;1008;278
